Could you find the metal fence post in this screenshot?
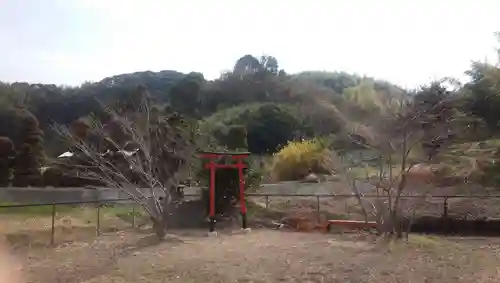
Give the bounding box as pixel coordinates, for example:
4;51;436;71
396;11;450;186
4;192;500;244
443;196;448;219
96;202;101;236
132;204;136;228
316;196;320;222
51;204;56;246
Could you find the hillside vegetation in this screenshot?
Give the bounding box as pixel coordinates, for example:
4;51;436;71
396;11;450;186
1;46;500;189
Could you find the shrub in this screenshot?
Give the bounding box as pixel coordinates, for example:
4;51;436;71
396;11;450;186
245;156;265;191
271;138;333;181
41;166;63;187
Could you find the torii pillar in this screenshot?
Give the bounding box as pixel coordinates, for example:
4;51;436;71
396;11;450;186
199;151;250;233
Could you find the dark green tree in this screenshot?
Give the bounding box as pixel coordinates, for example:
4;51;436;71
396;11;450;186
413;81;456;160
463;62;500;134
12;144;41;186
233;55;261;75
259;55;279;74
169;73;204;117
0;137;14;186
12;111;44;186
18;111;45;164
247;104;300;154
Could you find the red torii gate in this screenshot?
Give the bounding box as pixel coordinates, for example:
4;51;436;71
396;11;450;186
199;151;250;233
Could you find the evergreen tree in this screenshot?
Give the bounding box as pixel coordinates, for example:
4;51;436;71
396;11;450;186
12;144;41;186
12;111;44;186
0;137;14;186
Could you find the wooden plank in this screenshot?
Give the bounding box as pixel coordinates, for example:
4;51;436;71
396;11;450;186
327;220;378;230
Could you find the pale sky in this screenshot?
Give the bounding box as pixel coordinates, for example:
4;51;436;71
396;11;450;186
0;0;499;88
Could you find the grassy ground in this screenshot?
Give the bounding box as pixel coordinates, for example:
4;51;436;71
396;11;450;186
0;203;146;249
10;229;500;283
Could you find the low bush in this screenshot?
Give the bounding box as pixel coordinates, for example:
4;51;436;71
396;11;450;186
270;138;333;181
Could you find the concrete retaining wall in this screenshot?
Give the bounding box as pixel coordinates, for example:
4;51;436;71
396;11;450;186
257;181;364;195
0;180;363;204
0;187;166;204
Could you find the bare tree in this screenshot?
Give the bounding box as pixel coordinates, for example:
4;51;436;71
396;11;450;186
330;82;464;239
53;95;195;239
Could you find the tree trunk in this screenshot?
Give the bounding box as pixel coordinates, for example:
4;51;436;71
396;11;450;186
374;201;407;240
391;201;408;240
152;193;174;240
153;218;167;240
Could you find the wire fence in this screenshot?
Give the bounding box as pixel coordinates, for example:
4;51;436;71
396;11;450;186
2;193;500;246
248;193;500;222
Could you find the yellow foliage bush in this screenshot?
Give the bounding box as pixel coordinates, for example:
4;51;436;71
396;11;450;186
270;139;333;181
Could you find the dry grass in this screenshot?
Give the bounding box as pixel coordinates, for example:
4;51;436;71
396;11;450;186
248;185;500;223
8;229;500;283
0;204;144;249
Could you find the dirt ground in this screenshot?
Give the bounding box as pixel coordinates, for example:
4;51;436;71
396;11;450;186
3;196;500;283
7;229;500;283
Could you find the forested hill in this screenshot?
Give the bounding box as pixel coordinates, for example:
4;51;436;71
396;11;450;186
294;71;405;96
0;70;185;153
0;53;499;161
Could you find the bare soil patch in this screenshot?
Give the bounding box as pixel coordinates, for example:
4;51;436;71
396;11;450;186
11;229;500;283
